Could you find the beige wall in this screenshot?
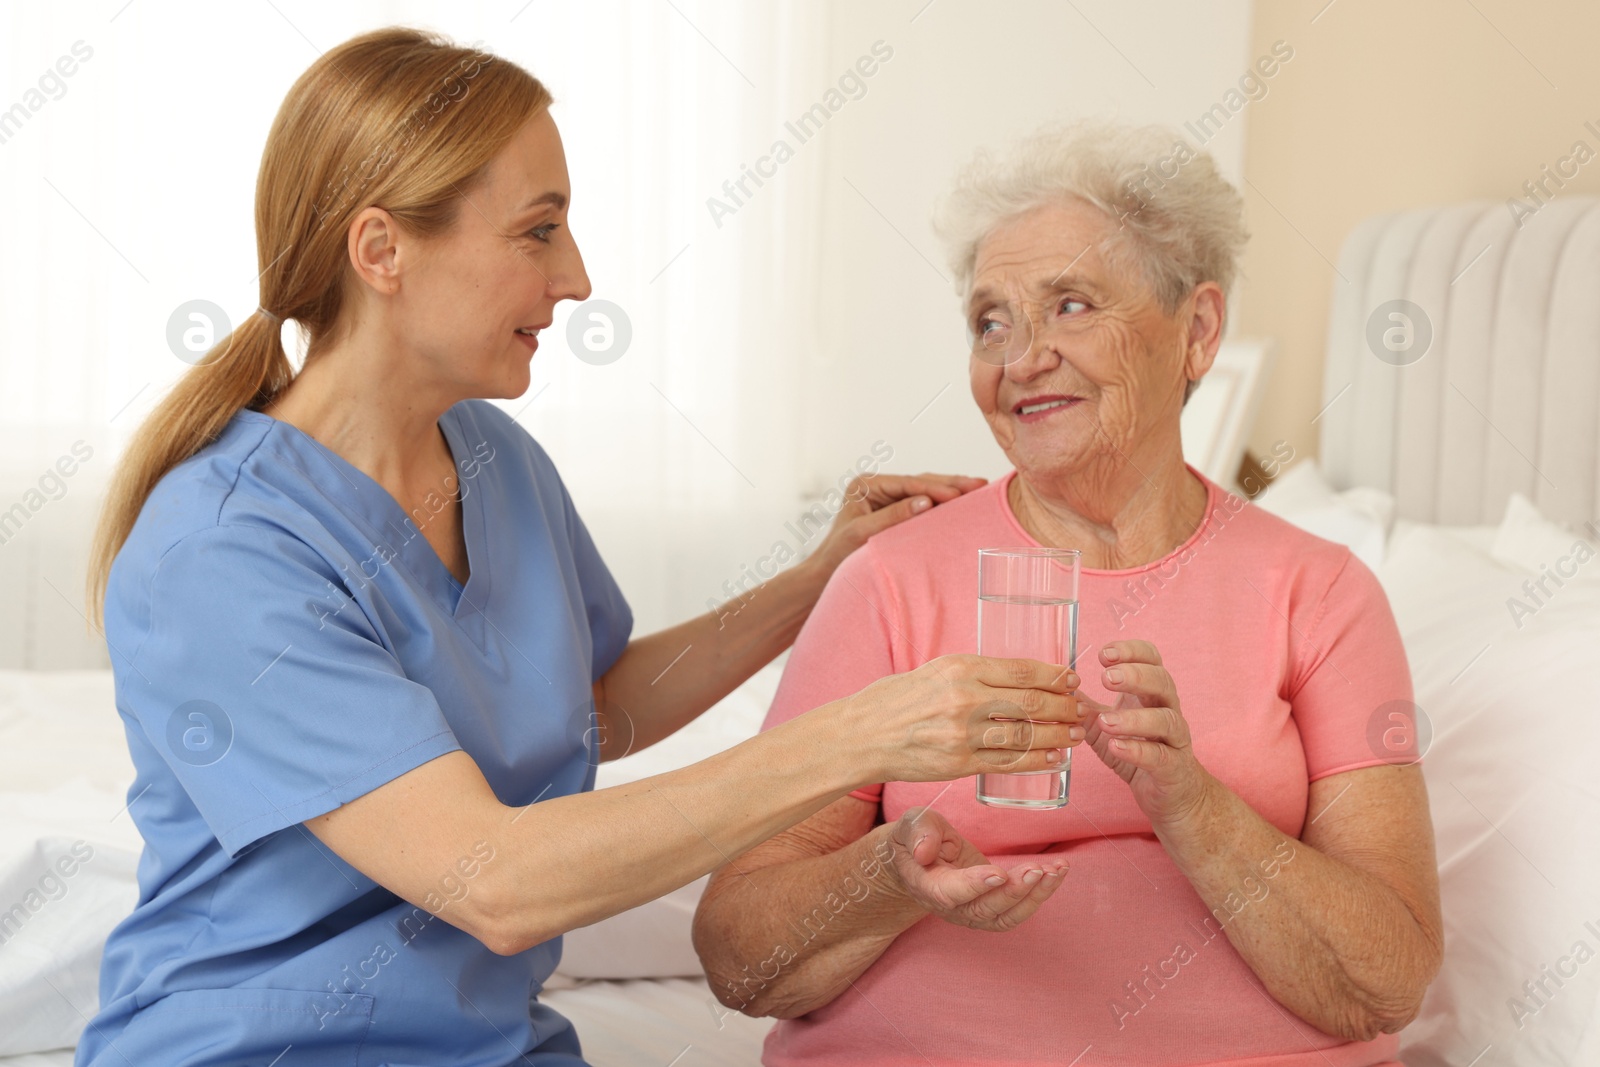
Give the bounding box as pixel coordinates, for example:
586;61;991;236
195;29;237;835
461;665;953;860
1239;0;1600;462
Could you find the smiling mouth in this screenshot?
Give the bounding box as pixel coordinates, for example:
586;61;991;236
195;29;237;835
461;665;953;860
1014;396;1082;418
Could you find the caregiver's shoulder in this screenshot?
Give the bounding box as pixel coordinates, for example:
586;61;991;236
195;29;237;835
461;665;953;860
116;409;281;573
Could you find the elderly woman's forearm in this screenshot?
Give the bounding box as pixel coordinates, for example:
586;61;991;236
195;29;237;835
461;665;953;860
1155;774;1442;1040
693;829;926;1018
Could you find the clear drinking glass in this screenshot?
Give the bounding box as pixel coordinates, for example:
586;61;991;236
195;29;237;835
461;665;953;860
975;547;1080;809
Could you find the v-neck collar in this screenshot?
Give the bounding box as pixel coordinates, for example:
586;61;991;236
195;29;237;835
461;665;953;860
236;402;489;626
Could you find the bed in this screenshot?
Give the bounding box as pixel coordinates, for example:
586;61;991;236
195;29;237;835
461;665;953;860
4;197;1599;1065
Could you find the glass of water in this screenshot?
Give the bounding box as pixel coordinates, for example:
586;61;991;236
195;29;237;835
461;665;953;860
975;547;1080;809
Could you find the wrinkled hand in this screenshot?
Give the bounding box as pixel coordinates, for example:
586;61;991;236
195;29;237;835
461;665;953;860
882;807;1068;932
1079;639;1215;831
806;472;987;577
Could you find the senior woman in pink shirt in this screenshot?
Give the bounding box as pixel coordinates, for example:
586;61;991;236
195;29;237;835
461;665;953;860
693;121;1443;1066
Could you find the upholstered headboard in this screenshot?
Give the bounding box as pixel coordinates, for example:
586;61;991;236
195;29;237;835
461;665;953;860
1319;196;1600;529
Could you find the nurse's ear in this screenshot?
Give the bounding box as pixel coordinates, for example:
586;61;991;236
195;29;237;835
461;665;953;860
345;205;404;297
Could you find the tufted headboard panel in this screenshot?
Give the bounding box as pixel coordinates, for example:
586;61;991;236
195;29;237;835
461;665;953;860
1319;196;1600;529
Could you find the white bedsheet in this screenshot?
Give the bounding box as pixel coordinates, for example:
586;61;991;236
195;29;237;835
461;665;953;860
544;978;770;1065
0;1053;72;1067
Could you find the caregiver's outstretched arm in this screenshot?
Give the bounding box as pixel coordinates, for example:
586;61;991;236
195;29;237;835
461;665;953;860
307;654;1080;955
591;471;987;760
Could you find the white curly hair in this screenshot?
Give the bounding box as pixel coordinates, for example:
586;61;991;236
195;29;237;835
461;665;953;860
933;119;1250;402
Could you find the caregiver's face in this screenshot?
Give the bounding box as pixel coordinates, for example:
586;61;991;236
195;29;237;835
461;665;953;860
966;198;1190;482
399;108;590;400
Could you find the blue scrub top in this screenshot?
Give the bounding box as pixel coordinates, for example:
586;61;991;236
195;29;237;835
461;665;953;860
77;399;632;1067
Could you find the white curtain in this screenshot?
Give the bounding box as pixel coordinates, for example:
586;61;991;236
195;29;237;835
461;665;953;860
0;0;830;662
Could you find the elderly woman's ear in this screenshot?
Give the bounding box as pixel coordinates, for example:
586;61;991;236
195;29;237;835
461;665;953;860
1181;280;1227;407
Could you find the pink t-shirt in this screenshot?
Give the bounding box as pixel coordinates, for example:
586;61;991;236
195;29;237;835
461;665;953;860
758;466;1415;1067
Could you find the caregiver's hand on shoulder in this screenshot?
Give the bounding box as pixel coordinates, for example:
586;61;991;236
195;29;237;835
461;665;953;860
880;807;1068;931
804;472;987;577
1080;639;1217;831
836;654;1083;784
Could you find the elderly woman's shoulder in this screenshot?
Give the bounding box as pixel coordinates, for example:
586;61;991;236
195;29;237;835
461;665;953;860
863;476;1007;554
1225;491;1381;581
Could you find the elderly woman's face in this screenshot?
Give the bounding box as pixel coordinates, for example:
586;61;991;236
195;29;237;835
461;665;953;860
966;198;1194;483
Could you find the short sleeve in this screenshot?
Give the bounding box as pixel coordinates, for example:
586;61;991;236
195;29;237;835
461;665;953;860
763;544;901;805
1287;550;1418;780
125;524;462;856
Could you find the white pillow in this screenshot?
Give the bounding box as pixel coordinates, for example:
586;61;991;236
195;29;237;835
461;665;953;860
555;657;781;980
1252;458;1394;570
1377;523;1600;1065
0;671;145;1056
0;784;142;1056
1490;491;1600;580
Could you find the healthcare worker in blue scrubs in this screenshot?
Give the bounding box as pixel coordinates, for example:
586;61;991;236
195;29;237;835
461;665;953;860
78;26;1083;1067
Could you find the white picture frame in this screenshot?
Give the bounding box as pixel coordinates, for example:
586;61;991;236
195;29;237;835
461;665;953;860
1181;337;1277;493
